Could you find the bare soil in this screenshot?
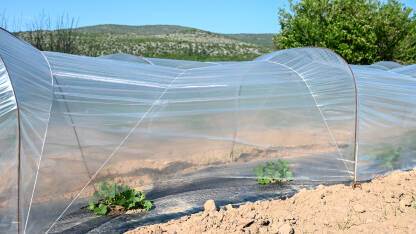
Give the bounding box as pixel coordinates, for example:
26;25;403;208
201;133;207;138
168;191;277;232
126;168;416;234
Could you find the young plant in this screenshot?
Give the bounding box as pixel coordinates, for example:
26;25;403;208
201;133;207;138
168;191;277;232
373;145;402;170
253;159;292;184
88;181;152;215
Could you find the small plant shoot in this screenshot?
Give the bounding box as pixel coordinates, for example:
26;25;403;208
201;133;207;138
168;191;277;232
373;145;403;170
253;159;292;184
88;181;152;216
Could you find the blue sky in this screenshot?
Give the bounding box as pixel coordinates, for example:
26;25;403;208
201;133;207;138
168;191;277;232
2;0;415;33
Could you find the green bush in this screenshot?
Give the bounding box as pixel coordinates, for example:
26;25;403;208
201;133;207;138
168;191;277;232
88;181;152;215
274;0;416;64
253;159;292;184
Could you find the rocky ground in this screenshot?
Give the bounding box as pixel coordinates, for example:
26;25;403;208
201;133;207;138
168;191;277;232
126;168;416;234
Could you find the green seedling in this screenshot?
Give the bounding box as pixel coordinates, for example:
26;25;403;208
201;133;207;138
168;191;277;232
88;181;152;215
373;145;402;170
337;219;352;231
253;159;292;184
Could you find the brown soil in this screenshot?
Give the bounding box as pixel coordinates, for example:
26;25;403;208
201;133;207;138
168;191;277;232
107;205;126;216
26;128;350;204
126;168;416;234
92;204;146;216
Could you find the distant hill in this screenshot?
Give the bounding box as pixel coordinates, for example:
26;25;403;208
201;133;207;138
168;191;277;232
75;24;194;35
76;24;276;48
225;33;275;48
17;24;276;61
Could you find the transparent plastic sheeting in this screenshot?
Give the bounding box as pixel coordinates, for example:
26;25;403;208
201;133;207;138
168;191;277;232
0;29;54;233
351;65;416;180
0;54;19;233
0;29;414;233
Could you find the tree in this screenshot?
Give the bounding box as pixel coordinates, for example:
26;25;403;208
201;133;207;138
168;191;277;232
375;0;415;62
391;6;416;64
394;22;416;64
274;0;416;64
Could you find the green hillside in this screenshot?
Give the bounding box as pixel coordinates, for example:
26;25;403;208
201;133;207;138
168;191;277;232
75;24;194;35
75;24;275;47
225;33;275;48
16;24;276;61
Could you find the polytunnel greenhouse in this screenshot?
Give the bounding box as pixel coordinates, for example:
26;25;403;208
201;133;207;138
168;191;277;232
0;28;415;233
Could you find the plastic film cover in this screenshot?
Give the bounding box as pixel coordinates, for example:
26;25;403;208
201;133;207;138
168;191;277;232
0;55;19;233
0;29;54;233
35;47;358;232
0;27;415;233
352;66;416;180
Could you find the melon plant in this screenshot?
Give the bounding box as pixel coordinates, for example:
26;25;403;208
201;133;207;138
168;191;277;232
88;181;152;215
253;159;292;184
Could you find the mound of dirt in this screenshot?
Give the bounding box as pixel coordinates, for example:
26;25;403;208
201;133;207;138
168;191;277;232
126;168;416;234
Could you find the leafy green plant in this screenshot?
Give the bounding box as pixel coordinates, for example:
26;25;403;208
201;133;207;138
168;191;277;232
373;145;402;170
253;159;292;184
88;181;152;215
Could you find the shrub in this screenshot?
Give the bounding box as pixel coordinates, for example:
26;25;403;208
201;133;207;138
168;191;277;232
274;0;416;64
253;159;292;184
88;181;152;215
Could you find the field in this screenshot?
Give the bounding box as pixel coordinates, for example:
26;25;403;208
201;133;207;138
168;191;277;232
127;168;416;234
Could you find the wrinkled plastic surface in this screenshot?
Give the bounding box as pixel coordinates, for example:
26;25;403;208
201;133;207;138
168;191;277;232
0;54;19;233
100;53;151;64
0;28;415;233
0;29;53;233
351;65;416;181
